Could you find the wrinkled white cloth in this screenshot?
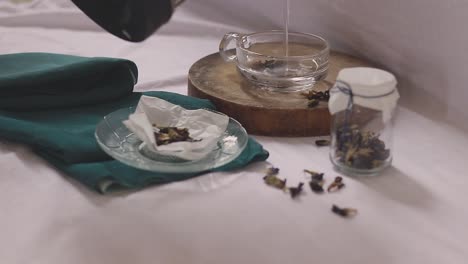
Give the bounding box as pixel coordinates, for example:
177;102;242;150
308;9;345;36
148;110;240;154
123;96;229;160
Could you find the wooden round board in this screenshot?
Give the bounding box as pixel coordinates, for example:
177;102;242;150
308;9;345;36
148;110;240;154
188;50;372;137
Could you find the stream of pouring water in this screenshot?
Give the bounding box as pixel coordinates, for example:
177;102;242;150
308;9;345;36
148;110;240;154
284;0;290;57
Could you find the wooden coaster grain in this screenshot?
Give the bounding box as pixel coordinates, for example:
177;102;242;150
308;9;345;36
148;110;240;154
188;51;372;137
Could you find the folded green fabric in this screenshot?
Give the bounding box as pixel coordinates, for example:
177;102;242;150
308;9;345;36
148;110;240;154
0;53;269;193
0;52;138;111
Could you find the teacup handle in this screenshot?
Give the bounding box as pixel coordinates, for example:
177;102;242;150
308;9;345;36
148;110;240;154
219;32;241;62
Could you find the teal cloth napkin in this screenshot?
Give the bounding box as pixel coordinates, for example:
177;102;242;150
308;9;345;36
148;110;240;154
0;53;269;193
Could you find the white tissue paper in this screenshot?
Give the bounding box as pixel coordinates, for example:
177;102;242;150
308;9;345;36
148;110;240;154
123;96;229;160
328;67;399;123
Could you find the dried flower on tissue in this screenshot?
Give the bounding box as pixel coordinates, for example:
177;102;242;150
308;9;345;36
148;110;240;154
153;126;201;146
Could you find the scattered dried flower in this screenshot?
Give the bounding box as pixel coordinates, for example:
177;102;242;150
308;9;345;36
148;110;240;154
303;169;324;182
304;169;325;193
288;182;304;199
301;90;330;101
315;139;330;147
307;99;319;108
331;205;358;218
309;181;325;193
266;167;280;176
327;176;345;192
262;167;288;191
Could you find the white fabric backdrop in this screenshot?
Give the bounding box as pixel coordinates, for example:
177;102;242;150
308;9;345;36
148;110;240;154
1;0;466;131
1;1;468;264
182;0;468;132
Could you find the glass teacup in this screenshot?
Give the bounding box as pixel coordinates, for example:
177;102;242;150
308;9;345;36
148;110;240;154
219;30;329;92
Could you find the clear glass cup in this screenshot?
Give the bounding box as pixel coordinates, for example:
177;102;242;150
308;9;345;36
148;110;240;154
219;30;329;92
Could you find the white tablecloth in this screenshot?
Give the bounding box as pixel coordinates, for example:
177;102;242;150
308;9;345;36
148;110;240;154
1;2;468;263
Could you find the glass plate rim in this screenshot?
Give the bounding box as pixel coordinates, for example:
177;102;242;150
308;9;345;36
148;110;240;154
94;106;249;174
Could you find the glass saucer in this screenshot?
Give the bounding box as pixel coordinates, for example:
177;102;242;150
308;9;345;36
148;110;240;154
95;107;248;173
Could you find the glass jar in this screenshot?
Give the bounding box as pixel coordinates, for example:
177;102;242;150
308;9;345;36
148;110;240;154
329;67;399;176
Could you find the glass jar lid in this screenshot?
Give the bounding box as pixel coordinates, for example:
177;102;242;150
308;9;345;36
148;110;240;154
329;67;399;123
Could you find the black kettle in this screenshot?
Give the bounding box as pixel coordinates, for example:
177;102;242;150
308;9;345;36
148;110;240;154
71;0;185;42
